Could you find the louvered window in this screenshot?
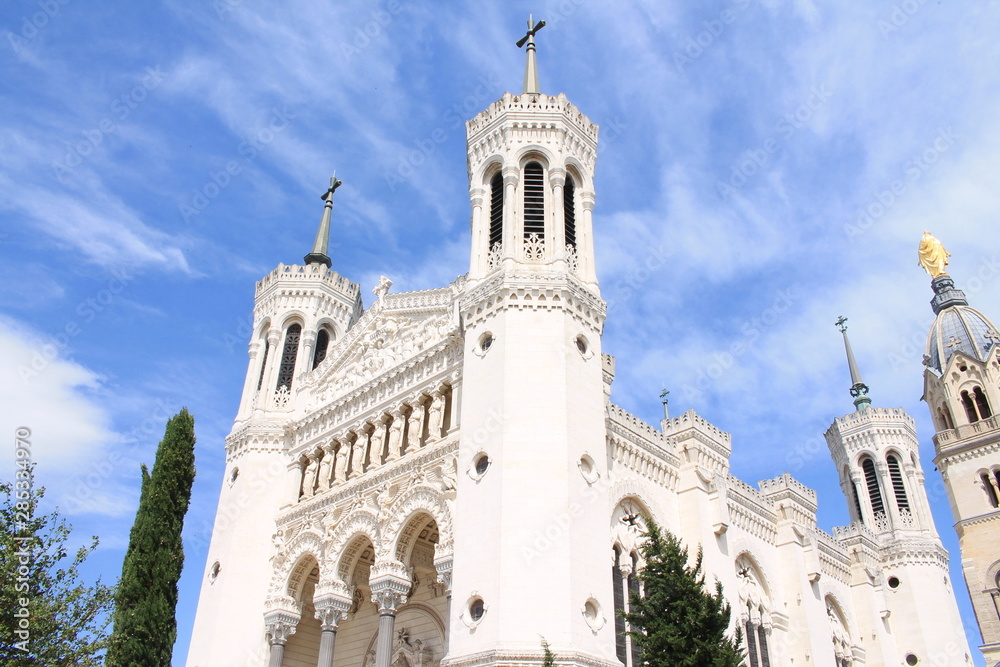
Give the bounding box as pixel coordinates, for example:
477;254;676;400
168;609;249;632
275;324;301;391
256;339;270;391
746;616;760;667
886;454;910;513
758;624;771;667
489;172;504;249
312;328;330;369
962;390;978;423
564;174;577;247
523;162;545;239
862;457;884;516
851;481;864;524
628;552;641;667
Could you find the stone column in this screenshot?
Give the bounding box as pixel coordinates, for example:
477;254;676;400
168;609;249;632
406;398;425;450
580;190;597;285
264;609;300;667
501;165;519;261
237;339;262;420
371;587;408;667
469;186;486;276
549;167;566;261
259;328;282;412
435;557;453;639
313;595;351;667
299;329;316;380
387;408;406;461
285;458;305;505
426;390;445;443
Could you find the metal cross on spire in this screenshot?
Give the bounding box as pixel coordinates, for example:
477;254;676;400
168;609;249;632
516;14;546;95
304;174;343;269
835;315;871;411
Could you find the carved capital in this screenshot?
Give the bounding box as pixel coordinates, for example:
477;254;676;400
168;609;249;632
266;329;281;346
580;190;596;210
548;166;566;188
264;599;301;646
501;164;519;186
370;563;411;613
434;556;454;593
469;186;486;207
313;593;352;630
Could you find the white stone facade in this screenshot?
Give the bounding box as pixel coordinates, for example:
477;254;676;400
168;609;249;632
187;86;974;667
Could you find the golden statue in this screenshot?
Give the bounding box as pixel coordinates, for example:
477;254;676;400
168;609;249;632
917;231;951;278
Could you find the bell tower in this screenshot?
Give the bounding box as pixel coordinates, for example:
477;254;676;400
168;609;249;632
447;17;617;667
825;315;971;666
918;233;1000;665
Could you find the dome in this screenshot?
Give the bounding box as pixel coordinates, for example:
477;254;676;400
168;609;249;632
925;303;1000;375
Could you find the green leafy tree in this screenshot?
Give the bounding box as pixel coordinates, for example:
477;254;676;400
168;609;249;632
541;637;555;667
106;408;196;667
623;518;744;667
0;467;115;666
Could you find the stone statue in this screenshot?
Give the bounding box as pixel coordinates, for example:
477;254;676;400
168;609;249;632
351;433;368;477
406;402;425;450
918;231;951;277
334;442;349;483
317;447;333;491
387;414;405;461
301;456;318;498
426;392;444;442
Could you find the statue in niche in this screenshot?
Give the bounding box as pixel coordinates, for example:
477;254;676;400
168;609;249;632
426;393;444;442
301;457;318;498
317;447;333;490
406;403;425;450
352;433;368;476
335;442;349;482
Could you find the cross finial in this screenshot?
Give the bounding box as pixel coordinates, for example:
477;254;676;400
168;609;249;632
835;315;848;333
305;173;343;269
323;174;343;202
516;15;546;95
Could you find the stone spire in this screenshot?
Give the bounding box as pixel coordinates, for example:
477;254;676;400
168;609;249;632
835;315;871;411
516;15;546;95
304;176;343;269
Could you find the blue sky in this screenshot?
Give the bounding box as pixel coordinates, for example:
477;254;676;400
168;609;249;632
2;1;998;664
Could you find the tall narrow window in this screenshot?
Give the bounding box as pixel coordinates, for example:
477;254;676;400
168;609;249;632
312;328;330;369
886;454;910;513
939;405;954;430
275;324;301;391
256;338;270;391
851;480;864;524
982;473;999;508
994;471;1000;507
612;548;627;663
628;552;641;667
746;611;760;667
758;625;771;667
523;162;545;239
975;386;992;419
862;457;885;516
962;390;978;423
564;174;577;248
489;171;504;250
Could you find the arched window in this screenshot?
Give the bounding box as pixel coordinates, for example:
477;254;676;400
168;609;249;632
975;386;992;419
256;338;270;391
275;323;301;391
312;327;331;369
564;173;577;248
523;161;545;240
737;556;771;667
489;171;504;250
861;457;885;517
886;454;910;513
981;473;999;508
962;390;978;423
938;405;954;430
612;547;627;663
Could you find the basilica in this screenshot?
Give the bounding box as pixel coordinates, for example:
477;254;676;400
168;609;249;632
186;25;998;667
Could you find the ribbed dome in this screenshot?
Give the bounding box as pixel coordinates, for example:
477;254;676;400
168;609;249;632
925;292;1000;375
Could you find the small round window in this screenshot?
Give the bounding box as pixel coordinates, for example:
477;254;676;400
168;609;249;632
905;654;918;665
470;598;485;621
479;332;494;353
887;576;900;589
475;454;490;476
209;561;221;582
576;336;588;354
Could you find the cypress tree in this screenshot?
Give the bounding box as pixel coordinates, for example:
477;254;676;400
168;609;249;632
106;408;196;666
623;518;744;667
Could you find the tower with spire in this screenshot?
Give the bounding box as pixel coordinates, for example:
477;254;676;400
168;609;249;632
918;234;1000;665
825;316;969;665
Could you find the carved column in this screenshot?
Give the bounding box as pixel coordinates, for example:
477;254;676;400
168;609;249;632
264;608;300;667
317;445;333;492
259;328;282;411
435;557;453;640
313;594;351;667
426;390;445;443
580;189;597;284
406;398;425;450
387;408;406;461
299;329;317;380
371;584;408;667
301;453;319;499
353;424;372;476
